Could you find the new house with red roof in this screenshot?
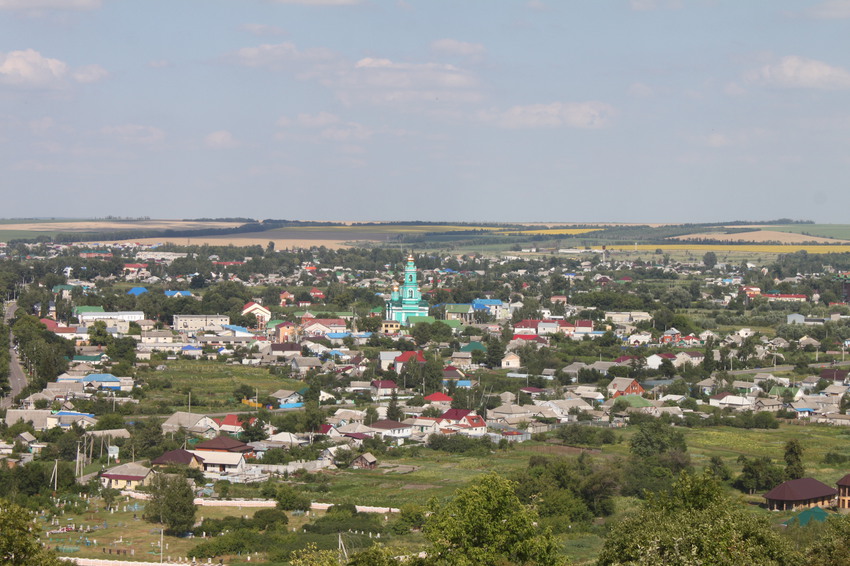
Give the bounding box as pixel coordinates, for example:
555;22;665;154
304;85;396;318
394;350;427;373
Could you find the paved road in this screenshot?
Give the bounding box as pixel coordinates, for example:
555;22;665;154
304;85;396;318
1;301;26;409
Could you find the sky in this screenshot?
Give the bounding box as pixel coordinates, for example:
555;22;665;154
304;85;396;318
1;0;850;223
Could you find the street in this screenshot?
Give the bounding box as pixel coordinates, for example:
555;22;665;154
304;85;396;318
1;300;26;409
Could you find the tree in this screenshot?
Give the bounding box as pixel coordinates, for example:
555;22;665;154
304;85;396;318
597;471;800;566
0;500;68;566
386;391;404;422
143;474;197;534
241;418;268;442
275;484;310;511
423;473;566;566
365;406;379;425
735;456;785;494
703;251;718;270
87;320;112;346
808;514;850;566
784;439;805;480
629;420;687;459
485;339;506;369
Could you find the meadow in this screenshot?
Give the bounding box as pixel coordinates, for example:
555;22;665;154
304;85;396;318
37;422;850;564
139;360;303;414
750;224;850;241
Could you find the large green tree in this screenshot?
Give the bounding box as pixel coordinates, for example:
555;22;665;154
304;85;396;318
598;471;800;566
0;500;69;565
143;474;197;534
423;473;566;566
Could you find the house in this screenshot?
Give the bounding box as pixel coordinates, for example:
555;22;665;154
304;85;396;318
709;393;753;410
241;302;271;328
194;435;253;455
424;392;453;404
351;452;378;470
100;463;151;490
451;351;473;368
215;414;256;435
161;412;220;438
646;353;676;370
836;473;850;510
290;356;323;375
270;389;304;407
301;318;347;337
394;350;426;373
188;450;246;477
501;353;521;369
764;478;837;511
371;380;398;398
444;304;474;323
151;449;205;470
368;419;412;441
606;378;644;398
380;320;401;334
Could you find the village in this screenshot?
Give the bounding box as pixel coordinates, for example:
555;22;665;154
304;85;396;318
4;240;850;563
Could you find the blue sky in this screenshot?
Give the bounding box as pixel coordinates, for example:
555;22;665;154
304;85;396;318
2;0;850;223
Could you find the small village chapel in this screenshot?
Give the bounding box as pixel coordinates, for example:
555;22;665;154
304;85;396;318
385;255;430;325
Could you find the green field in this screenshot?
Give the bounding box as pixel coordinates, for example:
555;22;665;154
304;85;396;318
139;360;304;414
757;224;850;240
36;422;850;564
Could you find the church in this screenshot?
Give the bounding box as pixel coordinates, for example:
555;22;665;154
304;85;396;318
385;254;430;325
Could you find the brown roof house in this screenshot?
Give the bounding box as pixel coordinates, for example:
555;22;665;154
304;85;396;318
764;478;837;511
100;463;151;490
151;449;205;470
351;452;378;470
836;473;850;510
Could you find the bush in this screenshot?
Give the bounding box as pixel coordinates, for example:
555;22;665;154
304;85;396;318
427;434;494;455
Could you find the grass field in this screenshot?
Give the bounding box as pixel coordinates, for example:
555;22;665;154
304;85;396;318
140;360;303;413
38;422;850;564
754;224;850;240
608;243;850;254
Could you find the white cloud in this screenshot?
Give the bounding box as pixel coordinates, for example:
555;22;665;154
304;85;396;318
807;0;850;18
333;57;481;105
627;82;653;97
629;0;681;10
479;101;616;129
73;64;108;83
233;41;481;108
204;130;239;149
0;0;101;11
747;55;850;90
0;49;107;88
240;23;287;36
431;38;486;58
705;133;731;148
234;41;336;69
0;49;68;87
723;82;747;96
267;0;362;4
320;122;372;141
297;111;340;127
29;116;55;134
101;124;165;144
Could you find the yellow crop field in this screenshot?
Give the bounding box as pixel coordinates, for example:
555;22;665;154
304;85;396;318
607;244;850;254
